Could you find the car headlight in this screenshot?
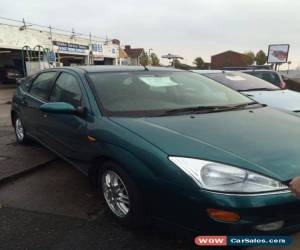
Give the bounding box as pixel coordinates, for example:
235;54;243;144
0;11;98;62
169;157;288;193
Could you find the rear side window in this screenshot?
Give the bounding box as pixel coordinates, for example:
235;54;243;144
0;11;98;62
247;71;281;85
204;72;279;91
29;72;57;100
50;73;82;108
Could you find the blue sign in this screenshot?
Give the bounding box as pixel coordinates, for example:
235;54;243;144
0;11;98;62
91;43;103;52
49;51;56;62
53;41;88;54
58;46;85;53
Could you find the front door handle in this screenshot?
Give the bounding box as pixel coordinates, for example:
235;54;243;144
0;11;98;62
20;97;26;105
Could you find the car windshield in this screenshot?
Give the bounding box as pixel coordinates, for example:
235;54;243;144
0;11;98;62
88;71;253;117
204;72;280;92
246;71;281;85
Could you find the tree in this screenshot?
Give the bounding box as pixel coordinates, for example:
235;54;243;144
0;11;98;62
255;50;267;65
193;57;205;69
243;51;255;65
173;59;181;68
150;53;160;66
172;59;194;70
139;51;149;67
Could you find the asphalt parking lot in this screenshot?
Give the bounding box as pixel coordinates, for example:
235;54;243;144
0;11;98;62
0;86;299;250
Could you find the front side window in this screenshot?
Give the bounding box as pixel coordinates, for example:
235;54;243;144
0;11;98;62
88;71;252;117
50;73;82;108
29;72;57;100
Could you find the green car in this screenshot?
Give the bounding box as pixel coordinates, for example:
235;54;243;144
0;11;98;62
11;66;300;235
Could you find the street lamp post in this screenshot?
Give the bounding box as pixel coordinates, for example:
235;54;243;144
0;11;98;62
161;54;184;68
287;61;292;74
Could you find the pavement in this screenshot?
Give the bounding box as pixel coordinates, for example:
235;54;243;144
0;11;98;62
0;86;299;250
0;87;57;184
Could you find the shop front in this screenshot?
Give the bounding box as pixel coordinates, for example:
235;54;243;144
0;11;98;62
53;41;89;66
0;48;24;84
0;21;120;84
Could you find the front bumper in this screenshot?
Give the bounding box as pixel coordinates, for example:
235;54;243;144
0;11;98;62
192;192;300;235
152;188;300;235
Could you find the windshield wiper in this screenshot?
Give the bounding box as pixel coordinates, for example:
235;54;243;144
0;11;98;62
241;88;279;92
161;102;259;115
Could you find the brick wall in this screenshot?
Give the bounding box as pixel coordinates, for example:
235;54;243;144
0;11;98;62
211;51;248;69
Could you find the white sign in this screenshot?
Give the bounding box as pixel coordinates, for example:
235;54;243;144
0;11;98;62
139;77;178;87
225;75;246;81
267;44;289;63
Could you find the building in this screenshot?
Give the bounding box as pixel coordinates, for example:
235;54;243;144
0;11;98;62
117;47;128;65
0;19;120;78
111;39;128;66
90;39;119;65
124;45;144;66
211;50;247;69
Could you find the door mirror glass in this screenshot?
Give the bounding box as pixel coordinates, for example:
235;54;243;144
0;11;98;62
40;102;76;114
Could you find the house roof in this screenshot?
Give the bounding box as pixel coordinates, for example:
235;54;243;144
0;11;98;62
118;47;128;59
211;50;243;57
124;47;144;58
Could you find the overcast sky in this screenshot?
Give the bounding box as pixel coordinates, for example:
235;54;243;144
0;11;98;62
1;0;299;68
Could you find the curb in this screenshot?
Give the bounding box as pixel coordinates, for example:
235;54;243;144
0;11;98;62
0;158;58;185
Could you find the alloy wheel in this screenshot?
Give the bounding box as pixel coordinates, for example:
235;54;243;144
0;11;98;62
15;118;24;141
102;170;130;218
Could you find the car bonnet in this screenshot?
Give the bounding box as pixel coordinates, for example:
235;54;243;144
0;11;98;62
111;107;300;181
242;89;300;112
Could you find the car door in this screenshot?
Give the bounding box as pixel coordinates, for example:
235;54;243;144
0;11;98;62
40;71;90;162
21;71;58;138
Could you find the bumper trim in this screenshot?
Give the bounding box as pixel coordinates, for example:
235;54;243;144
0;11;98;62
202;189;291;196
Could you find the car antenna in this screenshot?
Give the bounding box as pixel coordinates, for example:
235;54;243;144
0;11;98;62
144;66;149;71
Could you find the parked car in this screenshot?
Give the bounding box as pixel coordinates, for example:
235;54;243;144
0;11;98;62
242;69;287;89
11;66;300;235
194;70;300;112
0;66;23;84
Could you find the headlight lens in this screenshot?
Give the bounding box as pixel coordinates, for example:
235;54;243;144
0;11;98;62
169;157;288;193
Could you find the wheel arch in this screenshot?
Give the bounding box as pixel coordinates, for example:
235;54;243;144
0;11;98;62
88;143;159;189
11;110;17;127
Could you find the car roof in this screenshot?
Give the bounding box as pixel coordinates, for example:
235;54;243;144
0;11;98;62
193;69;279;74
191;70;223;74
239;69;277;73
50;65;184;73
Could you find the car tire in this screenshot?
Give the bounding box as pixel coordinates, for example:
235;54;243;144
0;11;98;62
98;161;147;227
14;115;29;144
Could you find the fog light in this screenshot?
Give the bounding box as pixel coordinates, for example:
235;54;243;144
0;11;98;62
207;208;240;222
255;221;284;231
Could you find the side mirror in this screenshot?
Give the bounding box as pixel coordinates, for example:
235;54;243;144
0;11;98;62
40;102;76;114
